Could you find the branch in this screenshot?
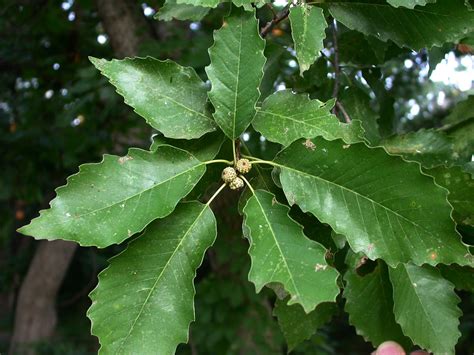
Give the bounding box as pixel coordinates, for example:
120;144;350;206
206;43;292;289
336;101;351;123
331;19;340;106
260;5;290;38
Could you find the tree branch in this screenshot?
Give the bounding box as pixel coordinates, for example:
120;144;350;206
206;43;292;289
331;19;340;111
260;5;290;38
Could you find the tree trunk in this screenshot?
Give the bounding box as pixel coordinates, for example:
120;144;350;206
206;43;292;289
9;1;151;353
9;240;77;355
96;0;151;58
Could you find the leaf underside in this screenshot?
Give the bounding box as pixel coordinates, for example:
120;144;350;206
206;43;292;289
88;202;217;354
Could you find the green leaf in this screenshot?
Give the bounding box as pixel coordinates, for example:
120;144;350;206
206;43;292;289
289;5;327;75
206;8;266;139
176;0;220;8
232;0;266;9
387;0;436;8
259;43;285;101
252;90;364;146
344;261;410;348
150;131;226;162
328;0;474;50
273;137;472;266
156;0;210;21
389;264;462;354
338;31;387;66
242;189;340;312
340;87;381;145
438;264;474;292
273;299;337;351
88;201;217;354
424;165;474;226
90;57;216;139
382;129;458;168
18;146;206;247
443;95;474;127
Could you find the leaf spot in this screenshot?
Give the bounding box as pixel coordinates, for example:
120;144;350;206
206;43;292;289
303;139;316;151
118;155;133;164
314;263;327;271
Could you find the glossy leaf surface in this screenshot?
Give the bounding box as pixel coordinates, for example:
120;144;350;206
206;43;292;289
328;0;474;50
253;90;364;146
289;5;327;75
206;8;266;139
88;202;217;354
243;189;340;312
90;57;216;139
19;146;206;247
344;262;410;348
273;138;472;266
389;264;462;354
274;299;337;351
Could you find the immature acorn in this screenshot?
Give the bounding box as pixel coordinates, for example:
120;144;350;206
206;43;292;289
229;177;244;190
221;167;237;183
236;159;252;174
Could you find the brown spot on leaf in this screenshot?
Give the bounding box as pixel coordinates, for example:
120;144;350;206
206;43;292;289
314;263;327;271
118;155;133;164
303;139;316;151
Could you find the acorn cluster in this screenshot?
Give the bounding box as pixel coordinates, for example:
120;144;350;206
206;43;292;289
221;159;252;190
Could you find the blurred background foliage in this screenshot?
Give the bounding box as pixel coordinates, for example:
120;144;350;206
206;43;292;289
0;0;473;354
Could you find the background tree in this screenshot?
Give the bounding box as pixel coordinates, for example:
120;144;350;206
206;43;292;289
1;0;473;354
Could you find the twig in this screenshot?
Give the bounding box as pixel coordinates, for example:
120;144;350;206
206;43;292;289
336;101;351;123
266;2;277;18
235;138;241;161
331;19;340;114
260;5;290;38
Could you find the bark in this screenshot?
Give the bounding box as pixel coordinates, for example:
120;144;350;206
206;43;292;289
9;1;152;353
96;0;151;58
9;240;77;355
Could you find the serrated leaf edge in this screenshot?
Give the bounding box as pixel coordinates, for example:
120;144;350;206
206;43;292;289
87;201;218;354
89;56;217;140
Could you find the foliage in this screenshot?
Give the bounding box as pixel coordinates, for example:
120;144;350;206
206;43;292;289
8;0;474;354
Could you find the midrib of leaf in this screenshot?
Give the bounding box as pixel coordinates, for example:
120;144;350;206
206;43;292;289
155;70;211;121
251;193;301;298
49;163;205;224
397;266;438;335
298;7;309;60
273;161;438;238
232;16;244;139
117;204;209;352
